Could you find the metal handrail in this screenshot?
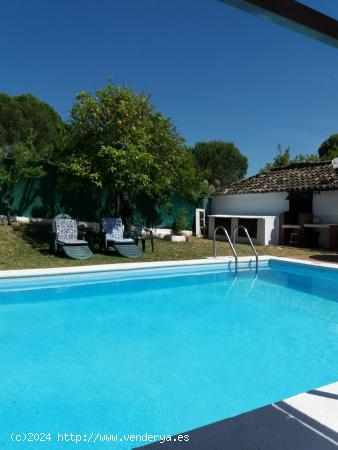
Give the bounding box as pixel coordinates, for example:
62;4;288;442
213;226;238;274
232;225;259;274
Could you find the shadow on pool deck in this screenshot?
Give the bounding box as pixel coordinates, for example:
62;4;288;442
308;389;338;401
309;254;338;264
141;400;338;450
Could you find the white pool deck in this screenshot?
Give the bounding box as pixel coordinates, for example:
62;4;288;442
282;382;338;441
1;255;337;448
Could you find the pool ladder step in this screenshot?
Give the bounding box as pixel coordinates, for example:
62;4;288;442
213;225;259;276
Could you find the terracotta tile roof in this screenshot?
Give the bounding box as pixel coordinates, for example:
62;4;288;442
214;161;338;196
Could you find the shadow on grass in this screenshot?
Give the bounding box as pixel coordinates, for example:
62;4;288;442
13;223;103;254
309;254;338;264
12;223;50;248
38;248;53;256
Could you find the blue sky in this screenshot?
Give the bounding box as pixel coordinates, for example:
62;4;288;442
1;0;338;175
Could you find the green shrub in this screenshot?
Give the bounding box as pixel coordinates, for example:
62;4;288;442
173;208;188;234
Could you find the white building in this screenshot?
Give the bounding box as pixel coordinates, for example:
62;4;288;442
208;161;338;249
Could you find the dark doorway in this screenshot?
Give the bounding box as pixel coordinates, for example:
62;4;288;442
288;192;313;214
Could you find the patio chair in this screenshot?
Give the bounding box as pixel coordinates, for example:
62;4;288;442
100;217;142;258
289;232;299;247
50;214;93;260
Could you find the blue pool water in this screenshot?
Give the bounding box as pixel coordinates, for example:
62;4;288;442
1;260;338;449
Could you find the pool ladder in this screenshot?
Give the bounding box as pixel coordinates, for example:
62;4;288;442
213;225;259;276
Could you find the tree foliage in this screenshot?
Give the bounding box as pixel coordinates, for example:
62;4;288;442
0;93;64;185
193;141;247;188
63;83;206;222
0;93;64;221
261;144;319;172
318;134;338;160
262;134;338;173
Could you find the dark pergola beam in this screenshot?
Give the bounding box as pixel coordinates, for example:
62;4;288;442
219;0;338;49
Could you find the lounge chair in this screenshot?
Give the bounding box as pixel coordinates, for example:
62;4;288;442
100;217;142;258
50;214;93;260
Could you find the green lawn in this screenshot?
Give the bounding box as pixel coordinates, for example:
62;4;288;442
0;223;335;270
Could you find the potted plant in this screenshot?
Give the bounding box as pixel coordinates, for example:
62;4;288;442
165;208;188;242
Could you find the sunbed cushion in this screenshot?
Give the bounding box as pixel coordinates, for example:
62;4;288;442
105;236;135;243
56;218;78;241
58;239;88;245
101;217;123;240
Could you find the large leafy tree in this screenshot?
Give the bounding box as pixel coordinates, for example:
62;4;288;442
0;93;64;222
193;140;247;188
318;134;338;160
63;83;204;227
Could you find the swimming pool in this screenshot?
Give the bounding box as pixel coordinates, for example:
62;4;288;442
1;259;338;448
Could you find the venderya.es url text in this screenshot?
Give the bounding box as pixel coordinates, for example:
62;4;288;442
10;432;190;445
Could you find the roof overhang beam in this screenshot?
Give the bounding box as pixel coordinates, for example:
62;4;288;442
219;0;338;49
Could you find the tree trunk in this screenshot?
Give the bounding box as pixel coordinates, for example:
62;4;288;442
2;191;12;226
116;192;121;216
6;209;11;226
120;191;133;233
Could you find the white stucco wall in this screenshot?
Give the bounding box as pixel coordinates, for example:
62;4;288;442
312;190;338;248
209;193;287;245
210;190;338;248
264;216;279;246
313;191;338;223
208;215;279;245
211;192;289;216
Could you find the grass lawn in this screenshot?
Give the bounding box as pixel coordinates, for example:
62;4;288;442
0;223;336;270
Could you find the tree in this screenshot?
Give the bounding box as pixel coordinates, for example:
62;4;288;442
293;153;319;163
262;145;291;171
62;83;205;228
193;141;248;188
0;93;64;222
261;144;318;172
318;134;338;160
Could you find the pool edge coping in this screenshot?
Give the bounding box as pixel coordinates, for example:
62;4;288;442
1;254;338;279
0;256;265;279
